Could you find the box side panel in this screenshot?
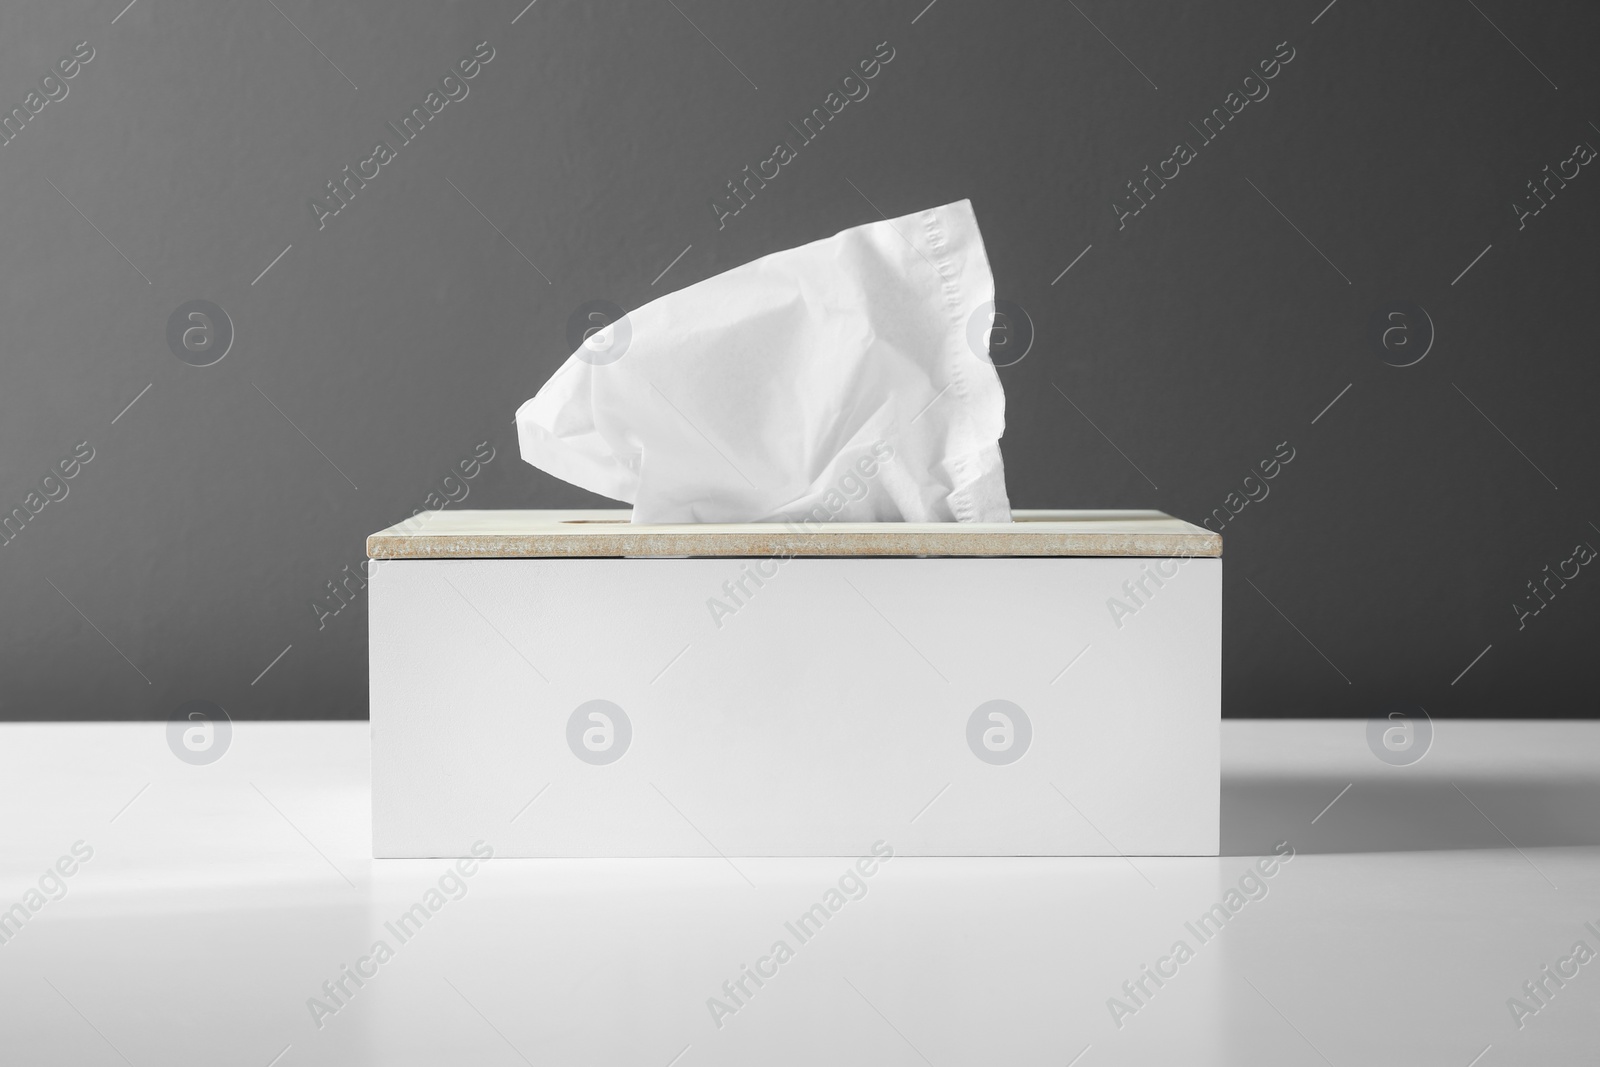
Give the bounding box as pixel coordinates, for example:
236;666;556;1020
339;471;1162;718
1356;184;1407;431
371;556;1219;856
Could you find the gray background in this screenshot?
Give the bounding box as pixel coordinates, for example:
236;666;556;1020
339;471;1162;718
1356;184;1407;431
2;0;1595;721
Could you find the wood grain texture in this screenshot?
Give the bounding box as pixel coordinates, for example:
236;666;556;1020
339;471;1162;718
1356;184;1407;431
367;509;1221;559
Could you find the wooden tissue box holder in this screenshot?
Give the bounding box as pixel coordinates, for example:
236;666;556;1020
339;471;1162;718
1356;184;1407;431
367;509;1221;857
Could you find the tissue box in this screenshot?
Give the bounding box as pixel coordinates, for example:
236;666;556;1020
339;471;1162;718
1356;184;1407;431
367;510;1221;857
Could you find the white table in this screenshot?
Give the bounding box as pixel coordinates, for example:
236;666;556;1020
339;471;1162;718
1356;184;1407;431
2;721;1596;1065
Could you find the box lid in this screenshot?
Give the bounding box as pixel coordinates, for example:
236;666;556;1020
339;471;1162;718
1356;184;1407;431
366;509;1221;559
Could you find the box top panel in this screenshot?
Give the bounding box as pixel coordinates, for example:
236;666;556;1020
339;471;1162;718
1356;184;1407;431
367;509;1221;559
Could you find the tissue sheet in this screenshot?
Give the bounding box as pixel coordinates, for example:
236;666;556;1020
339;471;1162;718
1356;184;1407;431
517;199;1011;524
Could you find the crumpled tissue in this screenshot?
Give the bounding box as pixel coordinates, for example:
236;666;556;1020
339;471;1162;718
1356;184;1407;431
516;198;1011;524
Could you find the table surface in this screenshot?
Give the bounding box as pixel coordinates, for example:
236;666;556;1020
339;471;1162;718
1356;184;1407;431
365;508;1223;558
2;720;1596;1066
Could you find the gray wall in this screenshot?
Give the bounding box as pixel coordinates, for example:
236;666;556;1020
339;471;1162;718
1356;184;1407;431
3;0;1595;720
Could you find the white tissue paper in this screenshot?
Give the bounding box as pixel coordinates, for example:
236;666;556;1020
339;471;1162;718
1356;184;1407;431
516;198;1012;524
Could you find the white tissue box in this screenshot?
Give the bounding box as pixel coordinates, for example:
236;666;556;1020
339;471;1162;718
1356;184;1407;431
367;510;1221;857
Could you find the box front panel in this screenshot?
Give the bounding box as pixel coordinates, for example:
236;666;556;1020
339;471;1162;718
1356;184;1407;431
370;556;1219;856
